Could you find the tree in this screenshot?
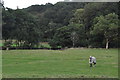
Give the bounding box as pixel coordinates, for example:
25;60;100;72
84;2;118;30
70;9;84;24
91;13;119;49
13;9;40;48
2;9;41;48
2;8;15;40
49;26;72;48
83;3;118;47
2;2;119;49
71;31;78;47
25;2;86;42
49;23;84;48
69;9;87;47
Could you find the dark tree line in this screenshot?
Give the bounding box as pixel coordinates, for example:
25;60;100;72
2;2;120;49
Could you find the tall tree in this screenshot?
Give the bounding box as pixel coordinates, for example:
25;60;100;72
91;13;119;49
69;9;87;47
83;2;118;47
2;8;15;40
13;9;40;47
70;9;84;24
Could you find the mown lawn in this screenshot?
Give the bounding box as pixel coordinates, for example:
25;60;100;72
2;48;118;78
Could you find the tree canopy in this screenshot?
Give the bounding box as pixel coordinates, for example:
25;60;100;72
91;13;119;49
2;2;119;49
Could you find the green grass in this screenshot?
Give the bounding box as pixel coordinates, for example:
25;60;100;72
2;48;118;78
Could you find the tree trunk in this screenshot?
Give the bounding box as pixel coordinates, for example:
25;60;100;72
72;37;75;48
106;39;109;49
6;47;9;50
73;41;75;48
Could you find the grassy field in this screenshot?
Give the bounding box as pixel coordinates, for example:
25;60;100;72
2;48;118;78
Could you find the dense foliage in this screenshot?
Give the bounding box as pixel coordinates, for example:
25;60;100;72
2;2;119;49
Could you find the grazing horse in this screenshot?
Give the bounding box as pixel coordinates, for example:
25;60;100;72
89;56;96;67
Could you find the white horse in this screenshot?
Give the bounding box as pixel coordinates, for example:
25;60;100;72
89;56;96;67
